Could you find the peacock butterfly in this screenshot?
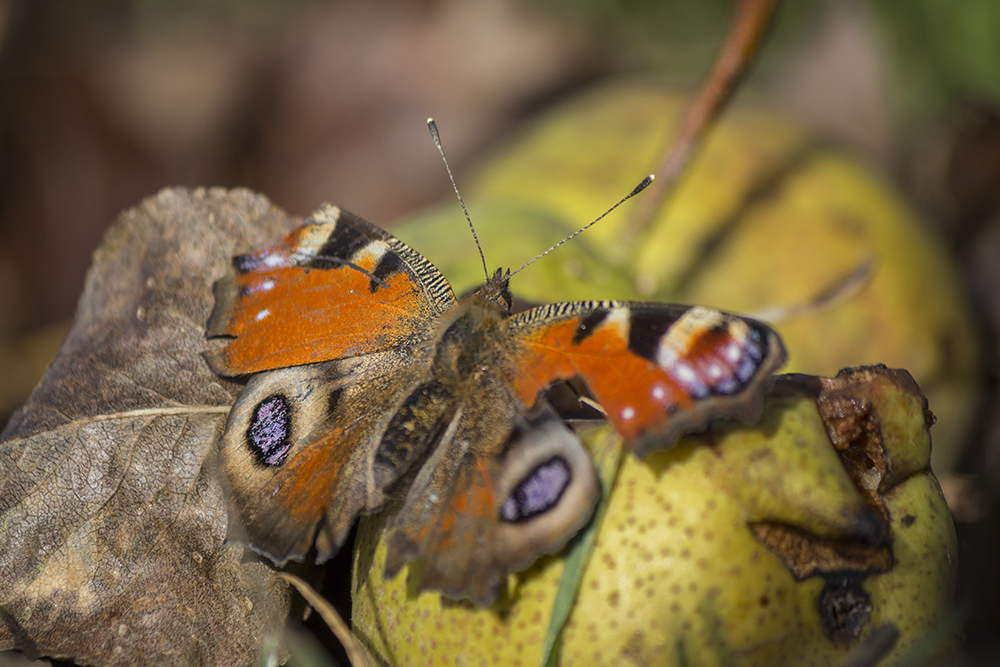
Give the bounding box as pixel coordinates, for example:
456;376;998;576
204;128;786;606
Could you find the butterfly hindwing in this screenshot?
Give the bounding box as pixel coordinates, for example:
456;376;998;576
218;353;433;564
205;205;455;376
385;384;600;606
506;301;786;456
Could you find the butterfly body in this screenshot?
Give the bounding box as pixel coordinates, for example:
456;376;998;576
206;204;785;605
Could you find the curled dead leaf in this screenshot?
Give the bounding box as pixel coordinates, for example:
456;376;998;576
0;188;296;666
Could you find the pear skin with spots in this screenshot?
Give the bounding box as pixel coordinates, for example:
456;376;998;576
353;366;958;665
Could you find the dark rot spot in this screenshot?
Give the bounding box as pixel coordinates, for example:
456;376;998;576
246;394;292;466
500;457;572;522
818;573;872;644
901;514;916;527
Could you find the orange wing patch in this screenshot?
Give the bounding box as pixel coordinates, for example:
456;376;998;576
205;206;448;376
207;265;429;375
508;304;785;453
510;314;691;443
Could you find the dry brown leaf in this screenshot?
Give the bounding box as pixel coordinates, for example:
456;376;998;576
0;188;297;666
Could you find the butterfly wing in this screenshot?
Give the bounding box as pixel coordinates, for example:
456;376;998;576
217;357;414;563
506;301;786;456
205;204;455;376
209;207;458;564
384;377;600;606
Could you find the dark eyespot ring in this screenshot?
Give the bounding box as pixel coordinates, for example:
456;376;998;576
500;457;571;523
246;394;292;467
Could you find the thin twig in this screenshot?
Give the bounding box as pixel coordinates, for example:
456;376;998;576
628;0;780;238
277;572;368;667
751;257;876;324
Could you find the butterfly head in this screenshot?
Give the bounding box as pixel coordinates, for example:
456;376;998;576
472;267;513;314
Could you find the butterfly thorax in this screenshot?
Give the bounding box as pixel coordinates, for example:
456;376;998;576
431;275;512;384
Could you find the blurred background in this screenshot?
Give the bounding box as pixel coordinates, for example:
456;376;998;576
1;0;999;662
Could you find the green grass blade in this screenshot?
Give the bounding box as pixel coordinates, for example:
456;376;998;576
540;427;624;667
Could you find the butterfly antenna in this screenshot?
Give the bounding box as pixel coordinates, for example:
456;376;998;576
428;118;490;282
511;174;655;277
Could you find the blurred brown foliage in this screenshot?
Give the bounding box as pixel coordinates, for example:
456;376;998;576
0;0;606;338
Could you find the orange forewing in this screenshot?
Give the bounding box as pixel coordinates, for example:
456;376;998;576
510;320;693;442
208;267;427;375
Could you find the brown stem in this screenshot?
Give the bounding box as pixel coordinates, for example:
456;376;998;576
277;572;368;666
628;0;780;238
